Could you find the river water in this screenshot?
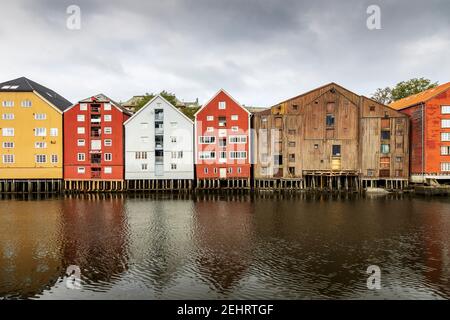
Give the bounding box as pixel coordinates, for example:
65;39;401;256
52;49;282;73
0;193;449;300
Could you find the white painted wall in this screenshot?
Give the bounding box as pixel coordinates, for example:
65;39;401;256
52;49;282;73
125;95;194;180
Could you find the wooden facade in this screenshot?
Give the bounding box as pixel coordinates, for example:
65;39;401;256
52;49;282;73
253;83;410;191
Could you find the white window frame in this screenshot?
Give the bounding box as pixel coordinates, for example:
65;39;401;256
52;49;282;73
77;139;85;147
77;153;85;161
21;100;32;108
104;139;112;147
199;136;216;144
441;146;450;156
229;151;247;159
441;106;450;114
2;128;14;136
77;167;85;174
35;154;46;163
2;113;14;120
34;113;47;120
231;126;239;132
2;154;14;163
231;115;239;121
206;116;214;121
441;133;450;141
2;142;14;149
104;127;112;134
35;142;47;149
229;135;247;144
80;103;87;111
219;101;226;109
104;103;111;111
104;167;112;174
51;154;58;163
77;127;85;134
199;151;216;159
50;128;58;137
2;101;14;107
442;119;450;128
35;128;46;137
441;162;450;172
104;153;112;161
104;115;112;122
77;114;85;122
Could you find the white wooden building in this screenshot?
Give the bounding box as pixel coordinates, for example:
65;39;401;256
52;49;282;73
124;95;194;190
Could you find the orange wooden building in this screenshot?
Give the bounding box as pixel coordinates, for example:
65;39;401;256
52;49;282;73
390;82;450;183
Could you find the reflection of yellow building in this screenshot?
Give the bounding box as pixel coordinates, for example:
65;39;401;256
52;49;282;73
0;77;71;179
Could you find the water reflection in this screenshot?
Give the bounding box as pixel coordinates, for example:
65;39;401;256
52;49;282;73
0;193;449;299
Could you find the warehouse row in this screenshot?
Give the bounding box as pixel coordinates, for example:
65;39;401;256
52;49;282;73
0;77;449;193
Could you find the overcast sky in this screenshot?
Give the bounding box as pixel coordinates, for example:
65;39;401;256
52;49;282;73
1;0;449;106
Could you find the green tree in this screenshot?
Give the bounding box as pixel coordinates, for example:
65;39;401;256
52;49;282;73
134;90;178;111
372;78;438;104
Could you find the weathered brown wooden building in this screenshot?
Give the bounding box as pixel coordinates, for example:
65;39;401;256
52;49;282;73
253;83;410;191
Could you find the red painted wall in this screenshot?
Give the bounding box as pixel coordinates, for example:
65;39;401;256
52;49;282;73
399;89;450;175
64;98;130;180
195;90;251;179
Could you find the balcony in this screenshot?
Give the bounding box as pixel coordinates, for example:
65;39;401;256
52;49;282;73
155;156;164;164
91;169;101;179
91;115;101;123
155;128;164;135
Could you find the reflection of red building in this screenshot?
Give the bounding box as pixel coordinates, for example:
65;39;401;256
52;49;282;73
194;90;251;187
390;83;450;183
64;94;131;183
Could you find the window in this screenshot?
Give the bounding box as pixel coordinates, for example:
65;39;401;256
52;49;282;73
135;152;148;159
441;146;450;155
381;144;390;154
326;114;335;127
104;127;112;134
314;144;319;149
104;115;112;122
35;154;46;163
442;133;450;141
2;128;14;136
381;130;391;140
35;142;47;149
104;167;112;174
289;154;295;162
396;156;403;162
104;139;112;147
229;135;247;144
50;128;58;136
51;155;58;163
219;151;226;161
218;116;226;127
34;113;46;120
204;167;208;174
380;157;390;169
289;141;296;148
261;167;268;175
367;169;375;177
441;106;450;114
207;116;214;121
77;139;85;146
442;119;450;128
332;145;341;156
289;167;295;175
77;127;85;134
141;136;149;143
141;163;148;171
214;168;218;174
2;113;14;120
219;101;226;109
104;103;111;111
35;128;46;136
171;136;177;143
227;167;232;174
171;151;183;159
3;154;14;163
170;122;178;128
141;122;149;129
207;127;214;132
171;163;177;170
288;129;296;135
80;103;87;111
91;140;101;150
231;115;238;120
199;136;216;144
369;105;376;112
274;155;283;166
237;167;242;174
199;151;216;159
104;153;112;161
3;142;14;148
77;153;85;161
219;138;227;147
231;126;239;132
229;151;247;159
292;104;299;111
77;167;85;174
441;163;450;172
2;101;14;107
77;115;85;122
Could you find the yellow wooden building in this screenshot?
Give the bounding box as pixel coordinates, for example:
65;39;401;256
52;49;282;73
0;77;71;181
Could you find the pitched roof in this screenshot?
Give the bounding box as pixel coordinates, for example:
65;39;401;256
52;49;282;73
74;93;133;116
0;76;72;111
194;89;251;118
389;82;450;110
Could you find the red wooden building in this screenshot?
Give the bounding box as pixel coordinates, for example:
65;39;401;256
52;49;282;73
194;90;251;188
390;82;450;183
64;94;132;191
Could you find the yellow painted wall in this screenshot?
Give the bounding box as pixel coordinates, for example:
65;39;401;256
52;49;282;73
0;91;63;179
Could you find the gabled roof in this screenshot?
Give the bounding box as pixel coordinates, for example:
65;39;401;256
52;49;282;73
390;82;450;110
66;93;133;116
124;94;193;126
194;89;251;118
0;76;72;111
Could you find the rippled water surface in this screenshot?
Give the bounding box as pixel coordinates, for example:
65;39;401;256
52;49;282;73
0;193;449;299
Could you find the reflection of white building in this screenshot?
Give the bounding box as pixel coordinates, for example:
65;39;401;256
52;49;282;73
124;95;194;185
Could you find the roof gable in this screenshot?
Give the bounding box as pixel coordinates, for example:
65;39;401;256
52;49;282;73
389;82;450;110
65;93;133;116
0;77;72;111
194;89;250;118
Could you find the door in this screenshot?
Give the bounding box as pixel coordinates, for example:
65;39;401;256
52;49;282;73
219;168;227;179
